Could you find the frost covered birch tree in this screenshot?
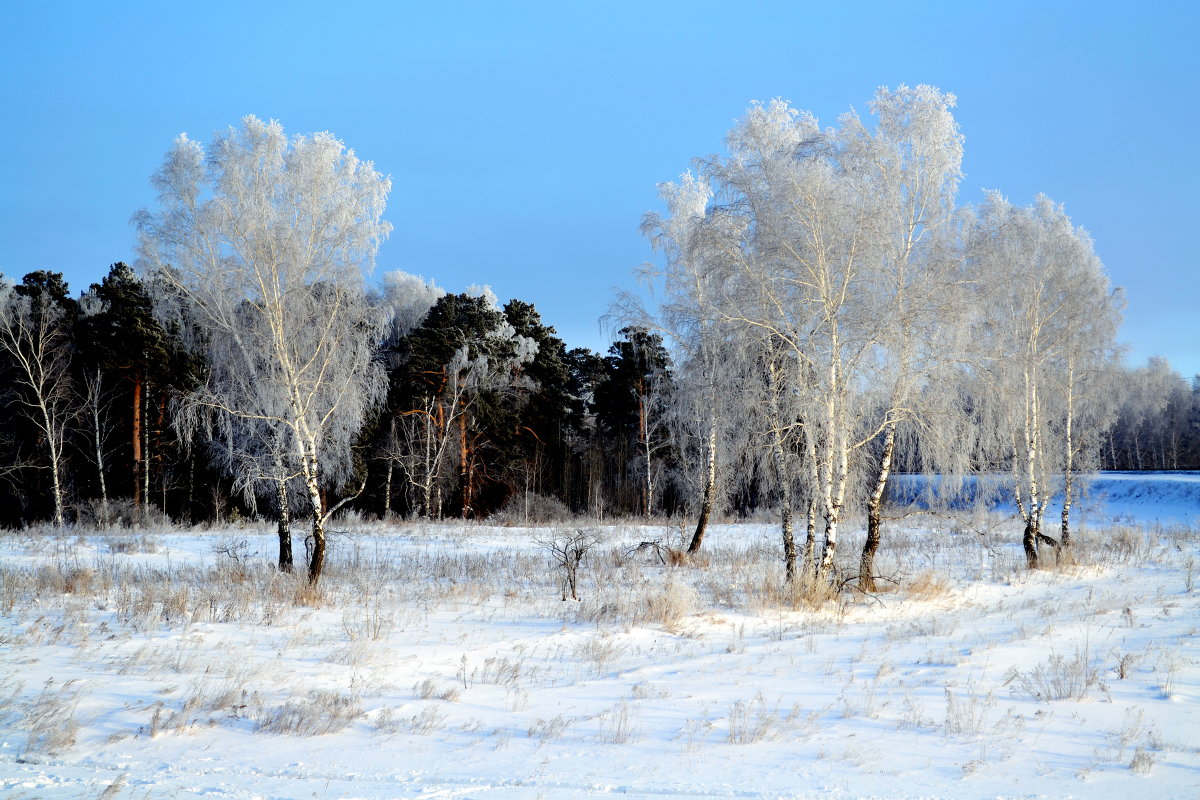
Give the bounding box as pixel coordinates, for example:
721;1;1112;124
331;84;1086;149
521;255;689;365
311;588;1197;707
968;192;1120;568
706;98;883;581
839;86;968;590
640;172;729;553
134;116;390;583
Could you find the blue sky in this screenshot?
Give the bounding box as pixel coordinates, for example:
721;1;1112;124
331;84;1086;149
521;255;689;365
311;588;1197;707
1;0;1196;375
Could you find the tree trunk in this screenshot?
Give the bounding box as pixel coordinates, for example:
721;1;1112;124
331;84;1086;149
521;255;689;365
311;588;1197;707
819;429;850;578
1023;516;1039;569
458;408;471;519
141;381;151;514
305;469;326;584
766;358;797;581
41;401;65;527
804;498;817;577
781;506;797;584
132;372;143;509
275;457;293;572
687;418;718;554
89;370;110;524
294;427;326;584
383;418;396;518
859;423;896;592
1023;363;1042;569
156;394;167;514
1061;362;1075;549
637;382;654;518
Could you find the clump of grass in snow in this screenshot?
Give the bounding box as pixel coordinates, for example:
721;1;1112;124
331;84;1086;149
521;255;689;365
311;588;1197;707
1007;649;1098;702
1095;708;1162;774
944;686;994;736
413;678;460;702
20;678;83;760
254;690;362;736
596;698;639;744
727;692;808;744
907;569;951;600
528;714;573;740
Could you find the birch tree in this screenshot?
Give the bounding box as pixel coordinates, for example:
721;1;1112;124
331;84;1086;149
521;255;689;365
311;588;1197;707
969;192;1119;568
376;270;444;516
0;276;77;525
706;98;883;580
839;85;968;590
135;115;390;583
641;172;730;552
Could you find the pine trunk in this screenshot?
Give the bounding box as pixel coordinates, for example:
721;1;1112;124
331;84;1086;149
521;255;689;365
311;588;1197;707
132;373;143;509
141;382;150;513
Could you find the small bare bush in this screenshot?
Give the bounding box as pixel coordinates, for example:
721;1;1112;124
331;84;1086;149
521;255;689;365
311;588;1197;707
102;532;160;554
1130;746;1157;774
1111;649;1140;680
539;529;598;601
469;655;527;688
1097;708;1161;772
494;492;573;524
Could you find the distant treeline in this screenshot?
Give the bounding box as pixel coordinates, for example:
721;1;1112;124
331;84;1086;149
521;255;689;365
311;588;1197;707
0;264;1195;532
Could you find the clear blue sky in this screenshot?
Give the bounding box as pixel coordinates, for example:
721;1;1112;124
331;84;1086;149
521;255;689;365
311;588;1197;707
1;0;1196;375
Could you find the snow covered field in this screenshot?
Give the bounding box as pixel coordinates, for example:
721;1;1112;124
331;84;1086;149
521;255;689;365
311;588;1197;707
1;474;1197;799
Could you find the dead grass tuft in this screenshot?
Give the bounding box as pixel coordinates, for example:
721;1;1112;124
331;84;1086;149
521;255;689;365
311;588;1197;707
908;569;951;600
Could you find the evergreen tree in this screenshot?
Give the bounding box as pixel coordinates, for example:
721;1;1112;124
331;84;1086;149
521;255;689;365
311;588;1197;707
594;327;674;516
76;263;176;516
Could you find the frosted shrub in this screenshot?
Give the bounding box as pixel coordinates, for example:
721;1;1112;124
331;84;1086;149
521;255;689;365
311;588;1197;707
494;492;573;525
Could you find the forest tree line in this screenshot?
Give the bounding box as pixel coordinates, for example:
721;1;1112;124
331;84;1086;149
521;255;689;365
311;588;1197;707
2;88;1196;584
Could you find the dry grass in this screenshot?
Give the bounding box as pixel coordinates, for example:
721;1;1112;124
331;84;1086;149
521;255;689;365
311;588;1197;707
254;690;363;736
1007;648;1099;702
0;513;1193;768
19;678;83;760
907;569;951;600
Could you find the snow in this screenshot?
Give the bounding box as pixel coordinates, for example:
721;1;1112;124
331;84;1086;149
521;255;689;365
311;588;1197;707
1;473;1197;799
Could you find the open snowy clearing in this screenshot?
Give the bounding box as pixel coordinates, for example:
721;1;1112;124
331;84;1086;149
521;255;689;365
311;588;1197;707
1;475;1197;799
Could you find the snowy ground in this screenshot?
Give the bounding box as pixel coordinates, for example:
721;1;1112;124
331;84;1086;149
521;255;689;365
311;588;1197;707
1;474;1197;799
